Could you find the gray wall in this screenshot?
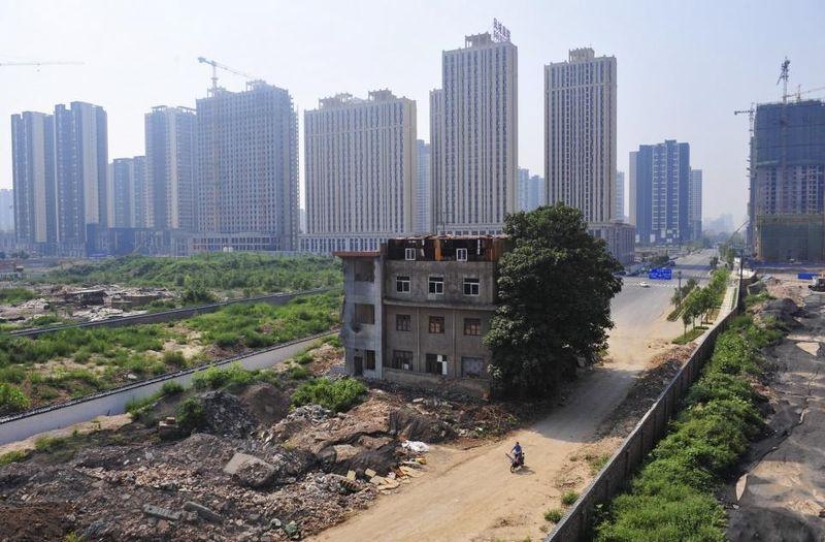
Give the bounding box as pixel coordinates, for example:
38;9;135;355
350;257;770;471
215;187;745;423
384;260;497;307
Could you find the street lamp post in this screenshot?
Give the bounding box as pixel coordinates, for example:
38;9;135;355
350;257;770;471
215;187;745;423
677;270;683;309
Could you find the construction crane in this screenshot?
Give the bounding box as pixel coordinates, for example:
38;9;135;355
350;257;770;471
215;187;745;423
734;106;755;135
197;56;259;95
0;60;83;68
777;57;790;104
786;85;825;102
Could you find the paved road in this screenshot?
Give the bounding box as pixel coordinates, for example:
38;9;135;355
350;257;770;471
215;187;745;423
310;252;713;542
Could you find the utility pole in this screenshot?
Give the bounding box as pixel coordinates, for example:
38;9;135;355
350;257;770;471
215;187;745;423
677;270;683;309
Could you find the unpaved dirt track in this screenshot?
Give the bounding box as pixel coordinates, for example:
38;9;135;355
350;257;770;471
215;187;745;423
309;255;708;542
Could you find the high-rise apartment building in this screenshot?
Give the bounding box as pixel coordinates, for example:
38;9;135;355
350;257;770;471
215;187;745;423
616;171;625;221
0;189;13;232
53;102;109;255
430;29;517;234
749;100;825;260
630;140;691;246
303;91;417;253
545;48;633;264
108;157;147;228
416;140;431;235
145;106;197;231
517;168;530;211
545;48;617;224
11;111;56;250
196;81;298;251
527;174;545;212
689;169;702;242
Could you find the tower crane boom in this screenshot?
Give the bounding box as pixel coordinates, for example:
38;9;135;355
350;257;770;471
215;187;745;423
197;56;260;95
0;60;83;67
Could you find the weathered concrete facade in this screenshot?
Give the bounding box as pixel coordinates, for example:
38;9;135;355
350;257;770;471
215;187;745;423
337;236;508;397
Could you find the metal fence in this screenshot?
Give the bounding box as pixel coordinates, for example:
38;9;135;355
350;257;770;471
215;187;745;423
547;285;741;541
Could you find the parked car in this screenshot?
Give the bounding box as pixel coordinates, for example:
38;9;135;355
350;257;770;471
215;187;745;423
639;281;650;288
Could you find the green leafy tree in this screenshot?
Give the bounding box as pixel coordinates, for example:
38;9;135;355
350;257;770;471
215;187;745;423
485;204;623;397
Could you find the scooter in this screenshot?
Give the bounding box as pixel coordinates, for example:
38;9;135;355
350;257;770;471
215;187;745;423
506;451;525;473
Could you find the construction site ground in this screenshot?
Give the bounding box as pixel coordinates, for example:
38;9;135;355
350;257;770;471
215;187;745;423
0;290;695;542
725;274;825;541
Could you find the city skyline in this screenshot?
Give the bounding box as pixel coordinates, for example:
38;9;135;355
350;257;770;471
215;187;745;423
2;1;824;226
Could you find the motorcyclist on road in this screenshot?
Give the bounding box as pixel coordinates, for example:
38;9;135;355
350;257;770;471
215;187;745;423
512;442;524;465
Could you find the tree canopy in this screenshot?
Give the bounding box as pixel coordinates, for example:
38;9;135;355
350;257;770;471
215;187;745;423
485;204;623;397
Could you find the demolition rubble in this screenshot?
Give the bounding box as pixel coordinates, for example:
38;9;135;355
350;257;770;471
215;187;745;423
0;360;536;541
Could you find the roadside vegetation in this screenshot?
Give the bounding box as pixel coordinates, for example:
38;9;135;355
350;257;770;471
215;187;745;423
0;291;341;416
486;204;622;397
45;253;341;293
594;314;783;541
0;287;37;306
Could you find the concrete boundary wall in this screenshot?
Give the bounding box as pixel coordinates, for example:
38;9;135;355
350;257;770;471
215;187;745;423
10;287;338;339
547;284;741;542
0;331;332;445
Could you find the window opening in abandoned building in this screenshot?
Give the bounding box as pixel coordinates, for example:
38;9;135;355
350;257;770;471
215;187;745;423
428;276;444;294
464;317;481;336
426;353;448;375
365;350;376;371
354;303;375;325
429;316;445;333
389;350;414;370
396;275;411;293
463;277;480;295
396;313;412;331
405;247;416;260
353;260;374;282
461;356;486;378
456;248;468;261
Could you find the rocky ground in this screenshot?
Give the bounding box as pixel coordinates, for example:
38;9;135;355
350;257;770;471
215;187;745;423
0;345;551;542
725;276;825;541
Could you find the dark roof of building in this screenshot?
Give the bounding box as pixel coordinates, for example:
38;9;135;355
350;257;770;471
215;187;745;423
332;251;380;258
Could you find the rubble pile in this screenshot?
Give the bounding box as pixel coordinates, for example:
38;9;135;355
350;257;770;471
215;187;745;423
0;377;543;540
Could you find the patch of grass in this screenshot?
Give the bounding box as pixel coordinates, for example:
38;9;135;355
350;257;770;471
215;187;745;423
672;326;707;345
288;365;312;380
177;397;206;434
585;453;611;475
544;508;564;523
0;287;37;305
34;435;67;452
125;392;162;416
561;490;579;506
0;382;31;413
162;350;188;368
595;315;780;541
0;449;30;466
295;352;314;365
192;363;257;391
161;380;184;395
291;377;368;413
745;291;774;308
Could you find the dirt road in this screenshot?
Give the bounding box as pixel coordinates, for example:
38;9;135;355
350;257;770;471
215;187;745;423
310;285;685;542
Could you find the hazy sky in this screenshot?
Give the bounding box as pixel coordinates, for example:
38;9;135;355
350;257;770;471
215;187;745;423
2;0;824;226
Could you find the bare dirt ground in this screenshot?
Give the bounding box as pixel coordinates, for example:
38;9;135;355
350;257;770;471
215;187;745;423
309;307;687;542
725;276;825;541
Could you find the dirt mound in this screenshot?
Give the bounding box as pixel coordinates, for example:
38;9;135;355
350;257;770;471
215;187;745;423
239;383;291;426
727;507;818;542
165;433;237;471
0;503;75;542
759;298;803;328
326;445;399;477
200;390;257;438
389;407;456;443
272;404;333;441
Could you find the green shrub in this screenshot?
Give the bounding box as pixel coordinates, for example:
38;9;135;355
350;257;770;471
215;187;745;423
288;365;312;380
191;363;255;390
295;352;314;365
177;397;206;434
544;508;563;523
34;435;66;452
162;350;187;368
561;490;579;506
125;392;161;416
291;377;367;413
161;381;184;395
0;383;31;413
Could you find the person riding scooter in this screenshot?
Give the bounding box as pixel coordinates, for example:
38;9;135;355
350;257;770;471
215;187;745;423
510;441;525;470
